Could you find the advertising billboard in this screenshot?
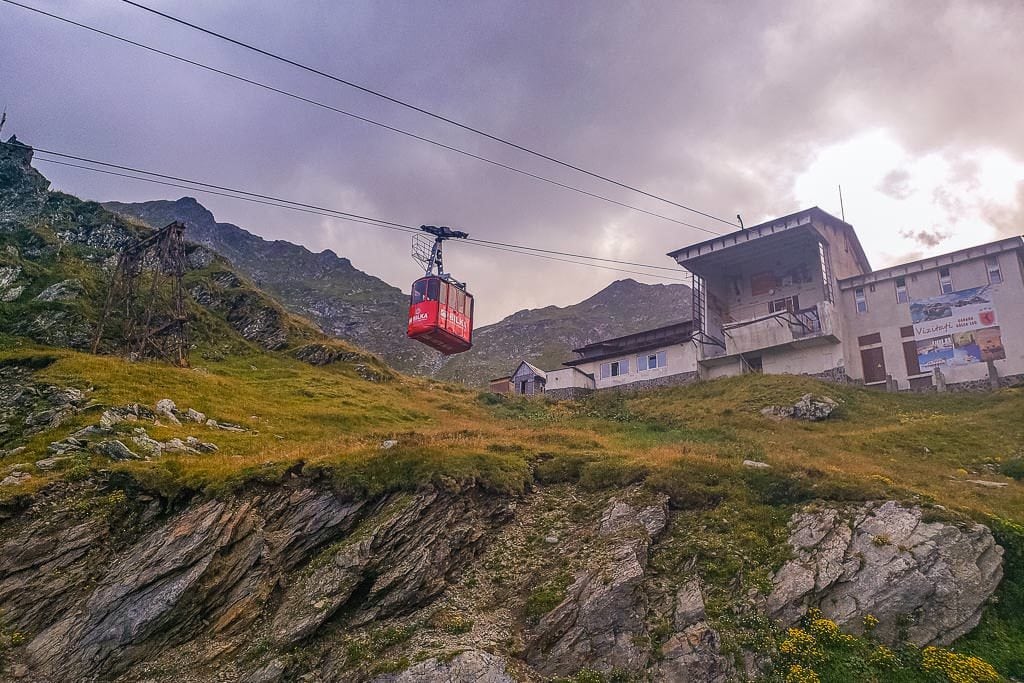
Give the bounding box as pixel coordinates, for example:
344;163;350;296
909;285;1004;369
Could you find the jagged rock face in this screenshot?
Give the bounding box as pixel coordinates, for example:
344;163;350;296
526;496;669;676
274;488;513;649
1;483;513;682
23;488;367;680
0;136;50;218
374;650;515;683
0;481;1008;682
767;501;1004;646
654;578;733;682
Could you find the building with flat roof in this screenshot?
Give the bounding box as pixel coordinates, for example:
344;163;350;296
669;207;1024;390
509;208;1023;397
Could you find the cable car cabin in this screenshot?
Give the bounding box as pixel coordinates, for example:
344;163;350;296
407;276;474;354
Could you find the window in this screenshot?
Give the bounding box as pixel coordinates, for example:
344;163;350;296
854;287;867;313
987;256;1002;284
637;351;667;371
600;359;629;378
819;241;834;303
939;267;953;294
768;295;799;314
894;277;908;304
410;279;428;304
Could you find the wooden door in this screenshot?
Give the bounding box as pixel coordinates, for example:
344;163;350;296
860;347;887;383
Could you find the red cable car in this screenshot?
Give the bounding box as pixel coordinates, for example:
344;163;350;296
407;225;474;355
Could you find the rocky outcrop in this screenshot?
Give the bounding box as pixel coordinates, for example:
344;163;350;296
374;650;515;683
761;393;838;421
23;488;366;680
273;487;512;646
0;482;513;682
0;362;89;451
653;578;733;683
526;496;668;676
767;501;1003;646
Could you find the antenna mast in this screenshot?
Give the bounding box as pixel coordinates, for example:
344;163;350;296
838;185;846;222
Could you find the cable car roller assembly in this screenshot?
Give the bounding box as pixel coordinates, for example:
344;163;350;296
407;225;475;355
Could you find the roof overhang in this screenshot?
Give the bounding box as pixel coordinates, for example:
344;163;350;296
667;207;871;275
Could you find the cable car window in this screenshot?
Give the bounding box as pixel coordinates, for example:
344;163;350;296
457;288;466;315
411;280;428;304
427;278;440;302
437;280;449;307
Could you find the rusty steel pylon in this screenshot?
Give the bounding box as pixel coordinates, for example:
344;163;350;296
92;221;190;366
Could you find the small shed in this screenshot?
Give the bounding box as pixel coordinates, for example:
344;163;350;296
511;361;547;396
488;375;513;394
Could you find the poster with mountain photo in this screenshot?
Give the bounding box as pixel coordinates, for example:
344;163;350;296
909;285;1005;369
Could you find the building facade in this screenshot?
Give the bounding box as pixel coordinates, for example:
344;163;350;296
511;361;547;396
668;207;1024;391
500;208;1023;397
556;321;699;395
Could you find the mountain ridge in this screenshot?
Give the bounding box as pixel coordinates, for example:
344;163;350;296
106;197;692;385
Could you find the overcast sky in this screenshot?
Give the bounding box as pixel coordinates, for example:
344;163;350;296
3;0;1023;324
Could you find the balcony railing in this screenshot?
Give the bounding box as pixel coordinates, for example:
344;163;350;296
715;301;836;357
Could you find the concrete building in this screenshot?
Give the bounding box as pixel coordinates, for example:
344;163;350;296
669;207;1024;391
837;236;1024;390
553;321;698;396
507;207;1023;397
545;366;595;400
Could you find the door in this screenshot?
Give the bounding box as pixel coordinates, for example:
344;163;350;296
861;347;887;383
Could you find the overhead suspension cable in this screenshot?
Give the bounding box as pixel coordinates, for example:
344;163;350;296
21;143;690;275
1;0;720;236
15;144;693;282
118;0;741;229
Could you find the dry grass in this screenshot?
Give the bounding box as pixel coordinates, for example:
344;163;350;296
2;346;1022;523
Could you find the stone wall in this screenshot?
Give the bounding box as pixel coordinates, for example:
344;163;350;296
804;366;852;384
600;371;700;395
546;371;699;400
545;386;595;401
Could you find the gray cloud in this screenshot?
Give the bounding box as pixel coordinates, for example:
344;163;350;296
878;169;913;200
899;228;949;248
1;0;1022;324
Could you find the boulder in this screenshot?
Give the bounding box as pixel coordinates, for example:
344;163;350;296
742;459;771;469
526;495;668;676
185;408;206;423
94;440;142;461
766;501;1003;646
1;471;31;487
34;455;75;471
155;399;180;425
185;436;218;453
761;393;838;421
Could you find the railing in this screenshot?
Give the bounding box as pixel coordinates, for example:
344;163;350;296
716;301;835;357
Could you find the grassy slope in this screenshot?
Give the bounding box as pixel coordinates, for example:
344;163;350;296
1;346;1022;675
